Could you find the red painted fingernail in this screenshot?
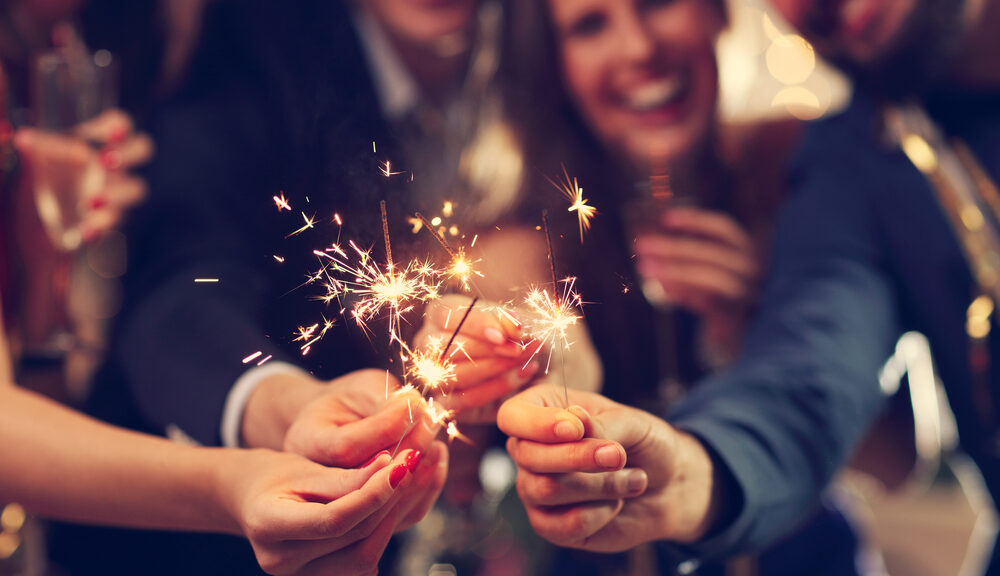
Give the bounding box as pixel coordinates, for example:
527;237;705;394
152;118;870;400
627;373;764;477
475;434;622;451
389;464;408;489
87;195;108;210
109;125;128;144
361;450;390;468
100;148;122;170
404;449;423;472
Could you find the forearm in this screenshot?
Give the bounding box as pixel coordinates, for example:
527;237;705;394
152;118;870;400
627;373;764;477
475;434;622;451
0;386;239;534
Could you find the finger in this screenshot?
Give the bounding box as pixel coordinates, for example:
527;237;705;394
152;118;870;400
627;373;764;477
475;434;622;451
91;173;147;210
80;209;121;243
451;356;525;389
296;507;397;576
425;296;520;345
662;208;753;251
14;129;90;168
496;385;586;442
303;397;418;467
100;132;155;170
430;333;524;360
634;235;757;280
507;437;626;473
637;260;749;303
525;499;624;549
516;469;648;508
74;109;133;144
442;362;539;413
396;440;448;531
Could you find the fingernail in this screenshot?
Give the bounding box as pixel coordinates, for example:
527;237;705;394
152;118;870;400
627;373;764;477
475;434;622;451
87;195;108;210
554;418;583;441
626;470;648;495
109;125;128;144
595;445;624;469
484;327;505;345
100;148;122;170
389;464;408;489
404;449;423;472
361;450;390;468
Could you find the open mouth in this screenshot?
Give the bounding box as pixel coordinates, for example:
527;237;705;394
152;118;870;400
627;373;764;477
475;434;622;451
621;73;690;117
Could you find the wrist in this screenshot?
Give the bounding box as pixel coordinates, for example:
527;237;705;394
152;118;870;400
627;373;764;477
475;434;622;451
241;372;324;450
660;429;723;543
205;447;258;536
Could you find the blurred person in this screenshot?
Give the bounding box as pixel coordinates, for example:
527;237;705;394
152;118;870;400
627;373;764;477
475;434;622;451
500;0;1000;573
64;0;543;573
464;0;862;573
0;297;447;576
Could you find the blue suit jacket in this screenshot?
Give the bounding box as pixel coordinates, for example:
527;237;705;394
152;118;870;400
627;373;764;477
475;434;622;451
670;88;1000;570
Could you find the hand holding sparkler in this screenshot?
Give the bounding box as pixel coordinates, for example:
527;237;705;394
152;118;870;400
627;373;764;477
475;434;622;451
223;446;429;576
414;295;541;422
497;385;727;552
242;369;439;465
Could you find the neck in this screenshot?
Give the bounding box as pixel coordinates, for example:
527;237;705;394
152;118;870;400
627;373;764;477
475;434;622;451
389;32;472;106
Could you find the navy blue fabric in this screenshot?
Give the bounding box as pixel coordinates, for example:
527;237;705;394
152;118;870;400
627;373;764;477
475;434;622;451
669;88;1000;567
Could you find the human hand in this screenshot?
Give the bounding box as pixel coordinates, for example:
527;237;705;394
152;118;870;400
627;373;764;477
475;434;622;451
497;385;722;552
15;109;153;244
414;294;541;421
633;207;759;363
221;446;430;576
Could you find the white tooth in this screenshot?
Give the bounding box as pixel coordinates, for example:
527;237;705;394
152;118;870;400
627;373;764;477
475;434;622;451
626;77;684;111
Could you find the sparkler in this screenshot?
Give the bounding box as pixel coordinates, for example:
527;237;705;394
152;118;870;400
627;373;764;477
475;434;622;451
415;212;484;294
547;165;597;242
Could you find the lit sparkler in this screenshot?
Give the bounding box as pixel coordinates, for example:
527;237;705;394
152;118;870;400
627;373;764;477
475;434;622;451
415;212;484;294
547;165;597;242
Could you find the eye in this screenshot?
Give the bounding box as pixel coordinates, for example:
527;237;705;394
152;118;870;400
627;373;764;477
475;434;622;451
566;11;607;38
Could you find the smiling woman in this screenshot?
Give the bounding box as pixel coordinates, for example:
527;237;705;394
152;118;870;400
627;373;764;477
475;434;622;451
548;0;725;171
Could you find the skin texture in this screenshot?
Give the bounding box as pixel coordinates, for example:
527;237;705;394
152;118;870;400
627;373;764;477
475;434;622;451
498;385;721;552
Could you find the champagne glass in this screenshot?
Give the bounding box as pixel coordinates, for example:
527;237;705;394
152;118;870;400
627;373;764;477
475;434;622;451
31;46;117;251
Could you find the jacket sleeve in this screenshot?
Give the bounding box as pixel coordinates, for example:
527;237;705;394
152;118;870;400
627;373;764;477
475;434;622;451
667;117;901;557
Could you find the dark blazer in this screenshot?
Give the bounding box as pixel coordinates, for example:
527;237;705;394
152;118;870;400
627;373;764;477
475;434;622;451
52;2;417;574
669;87;1000;572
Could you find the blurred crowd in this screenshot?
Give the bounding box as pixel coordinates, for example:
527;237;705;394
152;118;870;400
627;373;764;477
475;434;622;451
2;0;1000;575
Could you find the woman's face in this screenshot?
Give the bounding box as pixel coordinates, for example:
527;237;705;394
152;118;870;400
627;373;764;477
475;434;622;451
548;0;723;169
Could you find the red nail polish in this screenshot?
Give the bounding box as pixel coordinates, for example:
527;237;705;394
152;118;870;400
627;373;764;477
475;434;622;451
88;195;108;210
404;449;423;472
109;125;128;145
361;450;390;468
389;464;408;489
100;148;122;170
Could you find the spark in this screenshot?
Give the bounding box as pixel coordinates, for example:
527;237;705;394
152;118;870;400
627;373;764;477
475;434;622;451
378;159;404;178
194;278;219;283
521;277;583;376
273;255;285;263
286;212;317;237
242;351;263;364
273;192;292;211
256;354;273;366
415;212;483;293
547;165;597;242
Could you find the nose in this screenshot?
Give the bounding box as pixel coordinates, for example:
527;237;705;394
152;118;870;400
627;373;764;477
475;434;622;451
615;9;656;65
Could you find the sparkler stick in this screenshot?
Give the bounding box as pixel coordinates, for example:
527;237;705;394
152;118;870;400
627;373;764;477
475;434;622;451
441;297;479;362
540;210;573;405
541;209;560;305
380;200;393;269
